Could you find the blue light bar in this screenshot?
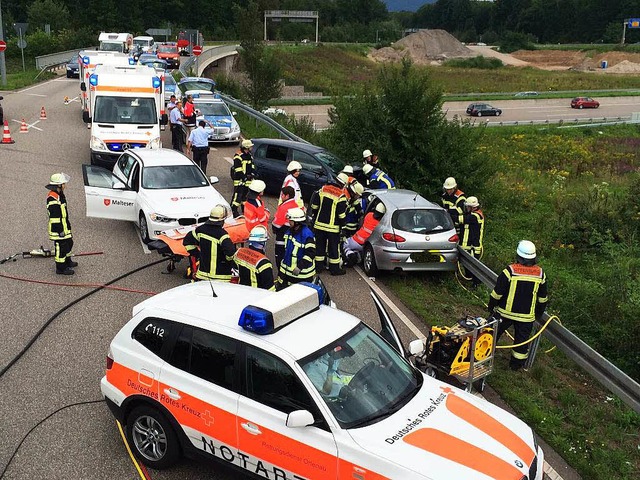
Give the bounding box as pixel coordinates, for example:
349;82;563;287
299;282;324;305
152;76;161;88
89;74;98;86
83;56;90;65
238;306;274;335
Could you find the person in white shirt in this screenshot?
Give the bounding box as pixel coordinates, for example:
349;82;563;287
280;160;304;207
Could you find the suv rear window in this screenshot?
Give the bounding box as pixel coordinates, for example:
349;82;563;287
392;209;453;234
132;318;175;357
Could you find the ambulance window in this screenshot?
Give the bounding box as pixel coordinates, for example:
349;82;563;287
190;328;236;390
132;317;174;357
169;325;193;372
245;347;320;417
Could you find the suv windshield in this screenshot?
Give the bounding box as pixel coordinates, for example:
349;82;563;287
142;165;209;189
392;208;453;234
94;96;157;124
300;323;421;429
316;151;345;172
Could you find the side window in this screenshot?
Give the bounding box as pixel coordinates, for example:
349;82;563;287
246;346;320;416
118;153;136;179
292;150;323;174
190;328;236;390
169;325;193;372
129;162;140;192
264;145;288;163
132;317;174;357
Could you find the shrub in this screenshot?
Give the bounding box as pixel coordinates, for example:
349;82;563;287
498;31;535;53
445;56;503;69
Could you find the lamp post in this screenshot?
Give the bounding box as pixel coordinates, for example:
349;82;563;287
0;0;7;86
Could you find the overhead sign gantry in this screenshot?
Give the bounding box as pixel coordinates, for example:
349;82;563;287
263;10;319;43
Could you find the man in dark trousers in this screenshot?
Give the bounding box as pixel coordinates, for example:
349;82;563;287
441;176;466;234
272;186;299;270
459;196;484;287
183;204;236;282
489;240;548;371
278;208;316;289
46;173;76;275
231;139;255;217
234;225;275;291
169;100;186;152
187;120;211;173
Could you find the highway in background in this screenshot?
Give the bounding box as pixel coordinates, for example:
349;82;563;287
0;78;578;480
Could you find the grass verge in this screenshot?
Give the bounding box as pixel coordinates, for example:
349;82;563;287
0;68;56;91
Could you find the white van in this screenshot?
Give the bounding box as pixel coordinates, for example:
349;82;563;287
84;65;168;168
133;36;155;53
98;32;133;53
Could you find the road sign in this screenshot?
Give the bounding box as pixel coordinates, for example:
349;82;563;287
146;28;171;37
13;23;28;35
17;39;27;49
0;41;6;52
628;18;640;28
192;45;203;56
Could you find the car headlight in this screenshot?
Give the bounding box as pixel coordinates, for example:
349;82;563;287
231;124;240;133
149;213;176;223
147;137;161;149
90;136;108;151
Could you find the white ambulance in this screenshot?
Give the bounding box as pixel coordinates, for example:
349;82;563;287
98;32;133;53
84;65;168;169
101;282;544;480
78;50;135;115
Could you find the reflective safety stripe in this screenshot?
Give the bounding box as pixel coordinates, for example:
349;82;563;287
311;185;346;233
280;230;315;278
461;210;484;254
492;264;546;322
47;190;72;240
234;248;276;291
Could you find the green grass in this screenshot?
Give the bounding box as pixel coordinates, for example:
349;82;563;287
0;68;56;90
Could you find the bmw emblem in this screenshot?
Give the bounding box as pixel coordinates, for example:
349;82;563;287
122;143;131;150
515;460;524;468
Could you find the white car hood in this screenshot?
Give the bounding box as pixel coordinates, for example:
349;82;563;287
347;378;538;480
142;186;226;218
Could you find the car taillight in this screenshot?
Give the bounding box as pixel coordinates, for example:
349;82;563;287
106;350;114;370
449;234;459;243
383;232;406;242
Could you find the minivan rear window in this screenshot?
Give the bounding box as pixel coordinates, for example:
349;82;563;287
392;209;452;234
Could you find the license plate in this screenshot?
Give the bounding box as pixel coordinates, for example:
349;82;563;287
211;135;225;140
411;251;445;263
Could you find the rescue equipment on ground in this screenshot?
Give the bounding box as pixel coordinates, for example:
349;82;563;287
2;121;15;144
411;315;498;393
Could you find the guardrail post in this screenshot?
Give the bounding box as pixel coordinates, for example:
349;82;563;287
524;332;541;370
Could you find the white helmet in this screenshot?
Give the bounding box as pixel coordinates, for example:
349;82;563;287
363;149;372;158
286;207;306;223
249;225;268;243
517;240;537;260
443;177;457;190
465;196;479;208
48;172;71;186
248;179;266;193
342;165;354;174
241;139;254;149
209;204;229;222
287;160;302;172
349;181;364;196
362;164;374;175
375;203;386;214
336;172;349;186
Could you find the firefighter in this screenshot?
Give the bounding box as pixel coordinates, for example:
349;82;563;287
278;208;316;289
343;202;385;266
459;196;484;286
489;240;548;371
362;149;379;166
441;177;466;233
341;165;356;185
342;181;365;240
231;139;255;217
46;173;76;275
310;174;348;275
234;225;275;291
183;204;236;282
362;164;395;189
280;160;303;207
272;186;299;270
243;179;269;232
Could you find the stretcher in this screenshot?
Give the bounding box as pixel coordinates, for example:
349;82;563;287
148;217;250;274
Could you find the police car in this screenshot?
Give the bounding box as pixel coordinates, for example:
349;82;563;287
82;148;228;243
101;282;544;479
193;93;241;144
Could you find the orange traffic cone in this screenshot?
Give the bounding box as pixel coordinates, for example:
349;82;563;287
40;106;47;120
1;121;15;144
19;119;29;133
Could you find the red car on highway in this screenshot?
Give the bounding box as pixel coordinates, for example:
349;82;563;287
571;97;600;109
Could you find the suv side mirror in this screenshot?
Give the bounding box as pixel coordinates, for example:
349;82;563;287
285;410;314;428
409;339;425;356
209;176;219;185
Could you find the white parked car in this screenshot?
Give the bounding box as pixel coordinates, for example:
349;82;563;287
100;282;544;479
82;148;228;242
262;107;287;116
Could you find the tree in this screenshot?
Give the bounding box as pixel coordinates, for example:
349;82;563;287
27;0;70;32
235;2;283;109
322;59;491;200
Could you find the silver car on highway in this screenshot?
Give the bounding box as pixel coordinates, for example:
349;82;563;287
362;189;459;276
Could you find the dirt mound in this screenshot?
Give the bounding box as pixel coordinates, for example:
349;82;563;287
370;29;473;64
604;59;640;73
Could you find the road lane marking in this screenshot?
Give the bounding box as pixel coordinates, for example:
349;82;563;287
11;119;43;131
224;156;233;165
26;93;47;97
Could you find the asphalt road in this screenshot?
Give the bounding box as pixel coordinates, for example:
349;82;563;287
0;78;578;480
277;97;640;129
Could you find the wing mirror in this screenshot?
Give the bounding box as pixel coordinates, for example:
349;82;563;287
409;339;425;356
209;176;219;185
285;410;314;428
113;181;126;190
232;111;237;116
82;111;91;124
80;83;86;92
160;113;168;126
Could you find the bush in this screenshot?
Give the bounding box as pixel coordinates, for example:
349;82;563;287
498;31;535;53
445;56;503;69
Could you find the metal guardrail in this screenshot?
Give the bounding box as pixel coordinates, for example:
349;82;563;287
457;247;640;415
475;116;636;128
35;47;94;70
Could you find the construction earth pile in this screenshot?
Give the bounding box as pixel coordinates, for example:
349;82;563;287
370;29;474;65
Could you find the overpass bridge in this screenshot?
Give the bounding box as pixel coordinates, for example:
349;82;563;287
180;44;239;78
